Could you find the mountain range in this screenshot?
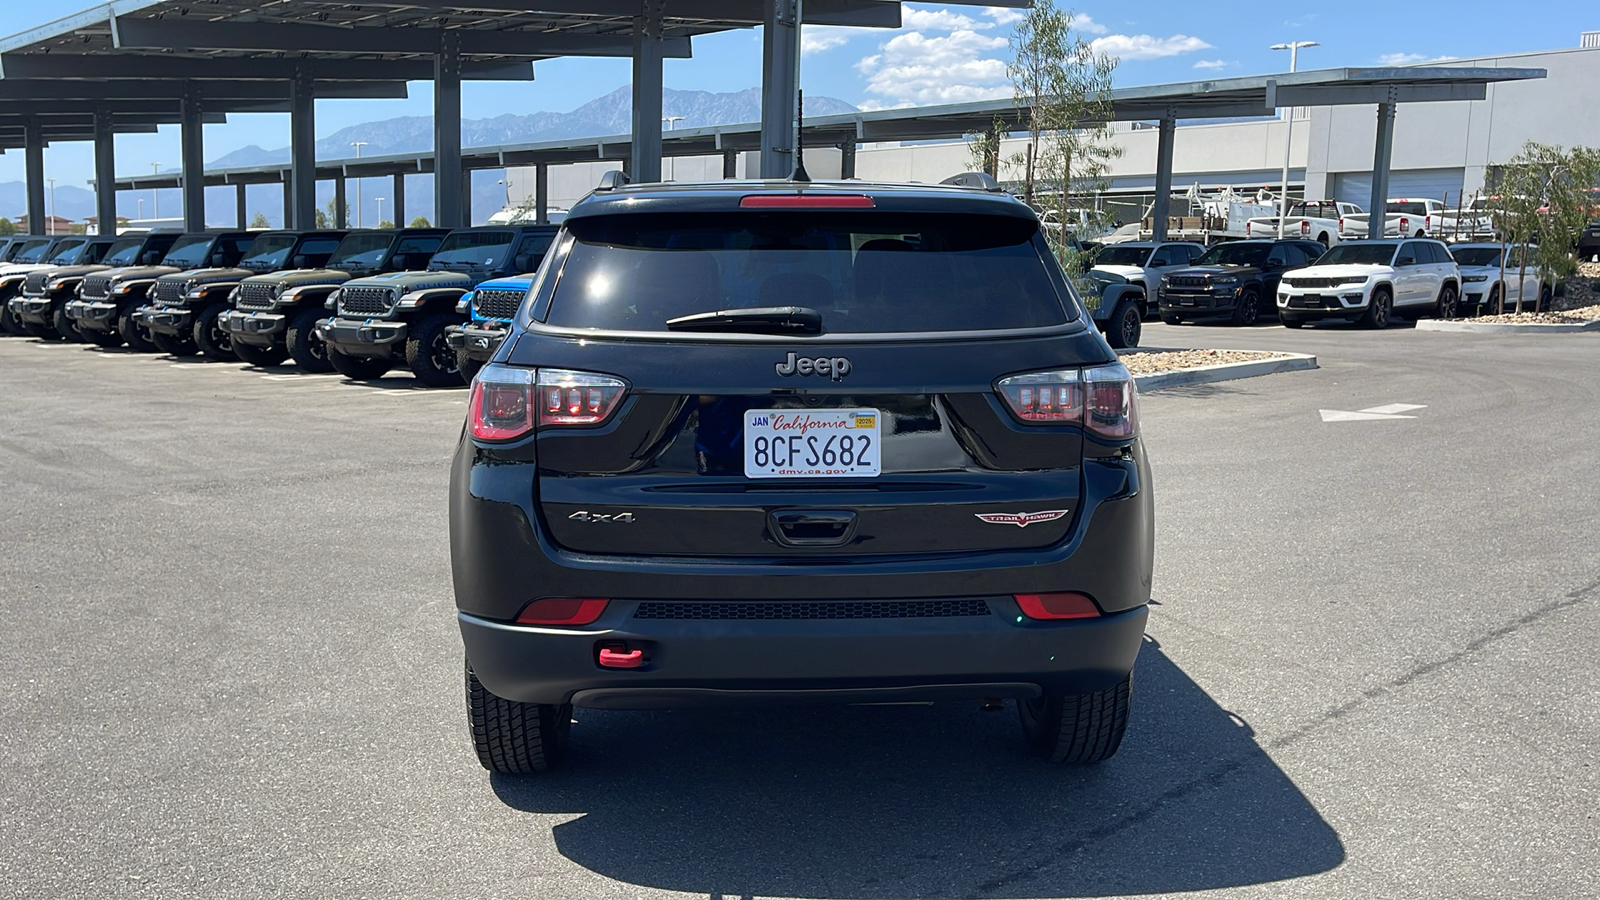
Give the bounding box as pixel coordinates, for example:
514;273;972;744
3;85;856;227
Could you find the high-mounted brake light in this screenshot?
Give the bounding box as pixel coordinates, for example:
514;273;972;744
515;597;610;626
1014;592;1102;620
740;194;875;209
996;363;1138;439
468;365;628;440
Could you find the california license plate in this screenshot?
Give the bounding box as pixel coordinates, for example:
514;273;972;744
744;408;881;478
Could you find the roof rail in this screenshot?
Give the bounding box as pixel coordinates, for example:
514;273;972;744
939;172;1002;192
596;169;631;191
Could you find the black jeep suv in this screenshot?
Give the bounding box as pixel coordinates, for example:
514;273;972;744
1156;238;1325;326
220;228;448;370
451;177;1154;773
8;235;120;340
138;230;345;360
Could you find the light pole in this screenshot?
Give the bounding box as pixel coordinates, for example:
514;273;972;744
1270;41;1318;237
374;198;386;227
137;198;145;221
47;178;56;233
662;116;684;181
350;142;367;228
150;162;161;220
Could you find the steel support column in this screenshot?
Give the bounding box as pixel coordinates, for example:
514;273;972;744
93;109;117;234
839;140;857;179
759;0;802;178
282;177;293;228
435;33;464;228
290;69;317;230
1151;114;1177;242
392;174;406;225
24;122;45;234
180;85;206;231
236;183;248;229
535;163;549;224
334;177;347;228
1369;100;1397;240
630;0;665;183
461;170;474;225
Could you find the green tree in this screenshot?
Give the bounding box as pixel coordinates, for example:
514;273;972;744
377;220;396;229
1488;142;1600;313
0;217;16;236
248;211;270;229
966;115;1006;178
315;198;351;229
408;215;431;228
1006;1;1120;266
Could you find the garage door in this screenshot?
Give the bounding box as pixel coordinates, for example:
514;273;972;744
1333;168;1466;209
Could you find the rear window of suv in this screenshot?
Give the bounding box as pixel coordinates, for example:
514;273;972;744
544;212;1070;334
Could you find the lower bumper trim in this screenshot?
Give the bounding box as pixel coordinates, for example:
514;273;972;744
571;682;1043;710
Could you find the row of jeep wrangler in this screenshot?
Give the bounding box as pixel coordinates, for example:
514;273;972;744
0;225;557;386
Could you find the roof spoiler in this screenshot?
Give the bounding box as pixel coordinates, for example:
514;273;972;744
596;170;631;191
940;172;1003;192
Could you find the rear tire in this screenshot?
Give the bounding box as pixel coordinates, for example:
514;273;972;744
1018;674;1132;764
0;302;20;335
1230;289;1260;326
118;311;157;353
1104;299;1141;349
457;351;485;385
233;339;288;367
1359;288;1392;330
150;329;197;356
192;304;237;362
1539;284;1553;313
285;307;333;373
466;659;571;774
1435;283;1459;319
405;313;467;387
327;345;392;381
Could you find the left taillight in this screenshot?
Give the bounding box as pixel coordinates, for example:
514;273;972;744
468;364;628;441
515;597;609;626
996;362;1138;439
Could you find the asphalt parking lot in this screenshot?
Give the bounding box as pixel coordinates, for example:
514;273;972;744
2;323;1597;899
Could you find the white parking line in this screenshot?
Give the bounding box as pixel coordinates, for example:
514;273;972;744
260;373;344;382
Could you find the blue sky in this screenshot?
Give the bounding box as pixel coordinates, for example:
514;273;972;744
2;0;1596;189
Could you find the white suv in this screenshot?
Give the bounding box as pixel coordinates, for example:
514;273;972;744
1276;238;1461;329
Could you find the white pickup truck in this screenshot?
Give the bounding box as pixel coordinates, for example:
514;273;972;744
1245;201;1361;247
1339;198;1457;239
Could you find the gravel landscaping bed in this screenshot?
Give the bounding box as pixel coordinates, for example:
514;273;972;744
1119;348;1290;375
1464;304;1600;325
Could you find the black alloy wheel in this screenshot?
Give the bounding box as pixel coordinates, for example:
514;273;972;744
1231;289;1260;326
52;305;86;343
118;311;158;353
1436;284;1459;319
1361;288;1392;330
150;329;197;357
285;307;334;373
192;304;237;362
405;313;467;387
1105;299;1142;349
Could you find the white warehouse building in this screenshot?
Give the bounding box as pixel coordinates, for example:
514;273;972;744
506;38;1600;225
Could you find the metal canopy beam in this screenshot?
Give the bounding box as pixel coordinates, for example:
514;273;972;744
1276;82;1487;107
0;80;408;101
339;0;903;27
109;17;691;59
0;55;533;82
0;112;226;127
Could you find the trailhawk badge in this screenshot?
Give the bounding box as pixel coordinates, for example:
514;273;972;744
974;510;1069;528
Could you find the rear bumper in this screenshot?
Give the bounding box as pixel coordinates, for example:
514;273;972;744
444;321;510;362
219;309;287;344
1158;291;1242;315
461;602;1148;707
138;305;192;335
316;316;407;359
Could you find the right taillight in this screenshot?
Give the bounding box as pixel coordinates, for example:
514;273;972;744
997;363;1138;439
468;364;628;441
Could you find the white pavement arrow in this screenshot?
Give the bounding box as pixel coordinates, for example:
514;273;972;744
1319;403;1427;423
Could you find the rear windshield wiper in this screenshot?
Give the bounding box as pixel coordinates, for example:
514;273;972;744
665;306;822;335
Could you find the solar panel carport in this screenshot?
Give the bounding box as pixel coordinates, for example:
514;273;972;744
0;0;1022;235
108;63;1546;239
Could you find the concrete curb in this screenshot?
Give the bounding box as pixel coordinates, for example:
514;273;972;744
1415;318;1600;334
1118;351;1319;392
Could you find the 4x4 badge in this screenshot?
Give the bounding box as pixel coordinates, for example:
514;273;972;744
568;511;635;524
775;352;851;381
975;510;1068;528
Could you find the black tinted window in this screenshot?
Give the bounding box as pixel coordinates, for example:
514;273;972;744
46;240;87;264
429;232;514;268
161;236;216;268
102;239;145;266
1195;243;1269;267
1316;243;1398;266
546;212;1069;334
295;238;342;260
393;236;443;256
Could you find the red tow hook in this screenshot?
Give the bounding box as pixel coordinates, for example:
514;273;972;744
597;643;644;669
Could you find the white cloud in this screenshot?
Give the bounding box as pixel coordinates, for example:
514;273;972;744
802;27;858;55
1091;33;1213;61
902;8;986;31
858;29;1011;106
983;6;1026;26
1377;52;1429;66
1069;13;1109;35
1192;59;1233;70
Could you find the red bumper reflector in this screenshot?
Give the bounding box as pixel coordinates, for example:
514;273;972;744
740;194;875;209
1014;592;1102;620
598;645;644;669
515;597;609;626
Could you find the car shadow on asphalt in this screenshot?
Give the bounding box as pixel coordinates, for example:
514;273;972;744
490;635;1344;898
